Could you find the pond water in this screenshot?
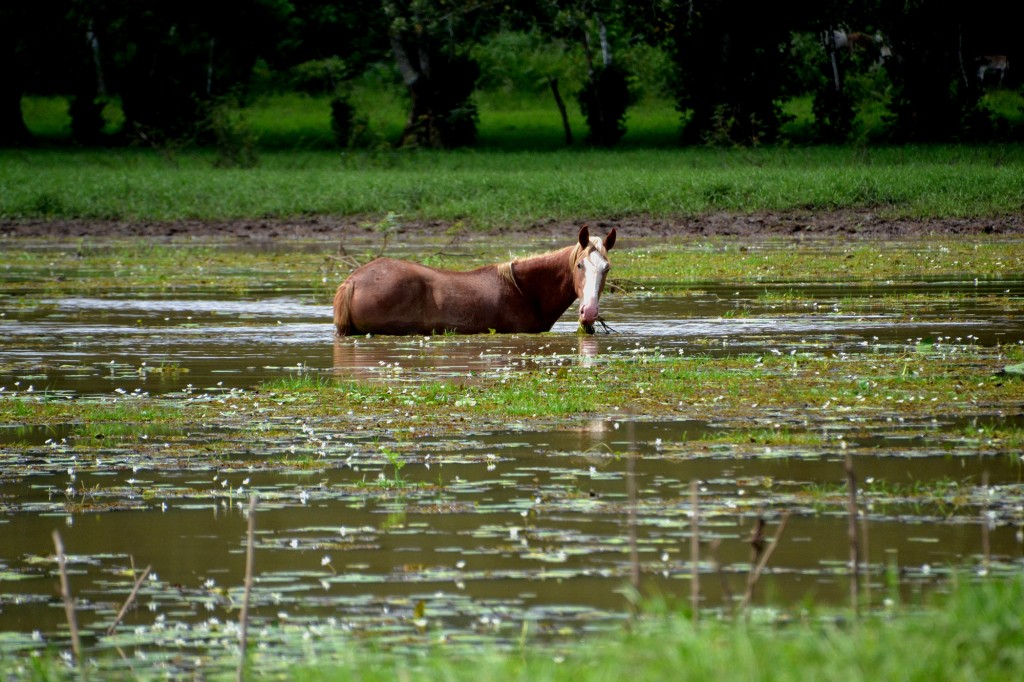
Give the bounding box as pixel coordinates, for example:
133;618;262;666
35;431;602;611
4;278;1021;392
1;237;1023;675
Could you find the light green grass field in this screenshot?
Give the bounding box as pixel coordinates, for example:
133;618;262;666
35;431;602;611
9;88;1024;227
3;141;1023;226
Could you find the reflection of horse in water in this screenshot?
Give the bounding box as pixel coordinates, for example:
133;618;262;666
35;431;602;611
332;331;605;382
333;226;616;336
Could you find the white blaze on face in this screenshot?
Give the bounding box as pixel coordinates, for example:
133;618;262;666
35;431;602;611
579;247;609;324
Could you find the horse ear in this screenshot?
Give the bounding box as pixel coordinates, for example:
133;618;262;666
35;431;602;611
578;224;590;248
604;228;616;251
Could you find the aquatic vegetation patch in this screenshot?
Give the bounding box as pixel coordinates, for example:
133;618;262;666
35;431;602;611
231;348;1024;431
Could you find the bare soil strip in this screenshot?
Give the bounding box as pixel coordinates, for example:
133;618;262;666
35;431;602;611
4;211;1023;241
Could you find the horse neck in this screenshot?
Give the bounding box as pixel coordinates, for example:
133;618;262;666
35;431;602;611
511;245;578;321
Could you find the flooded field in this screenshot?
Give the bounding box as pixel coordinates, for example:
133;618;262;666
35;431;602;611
1;235;1023;677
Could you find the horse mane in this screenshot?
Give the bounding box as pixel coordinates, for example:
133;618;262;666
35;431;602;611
500;238;601;296
497;261;523;295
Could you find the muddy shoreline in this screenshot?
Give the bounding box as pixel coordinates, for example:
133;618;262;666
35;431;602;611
4;210;1023;241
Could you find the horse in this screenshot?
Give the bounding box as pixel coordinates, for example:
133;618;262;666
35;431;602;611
823;29;892;67
333;225;616;336
976;55;1009;86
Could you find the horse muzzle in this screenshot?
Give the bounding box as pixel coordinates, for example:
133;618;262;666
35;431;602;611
579;302;600;325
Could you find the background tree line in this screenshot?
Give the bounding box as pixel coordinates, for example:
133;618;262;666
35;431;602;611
2;0;1018;149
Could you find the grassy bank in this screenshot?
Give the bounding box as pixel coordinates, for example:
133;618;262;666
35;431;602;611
3;145;1024;227
7;92;1024;227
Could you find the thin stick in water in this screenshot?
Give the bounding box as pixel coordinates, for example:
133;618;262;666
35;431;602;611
690;479;700;626
860;515;871;610
981;470;991;570
626;422;640;594
52;531;83;671
237;494;258;682
708;539;734;607
845;451;860;616
740;511;790;613
107;564;152;636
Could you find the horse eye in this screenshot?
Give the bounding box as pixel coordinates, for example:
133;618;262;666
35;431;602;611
577;263;584;270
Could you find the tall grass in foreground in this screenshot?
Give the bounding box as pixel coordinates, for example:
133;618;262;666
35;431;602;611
2;576;1020;679
289;576;1024;681
3;145;1024;226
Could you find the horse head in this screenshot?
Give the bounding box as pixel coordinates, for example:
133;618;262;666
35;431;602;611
571;225;616;328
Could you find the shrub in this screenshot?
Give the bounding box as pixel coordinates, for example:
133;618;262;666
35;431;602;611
330;94;377;149
577;63;636;146
68;96;106;145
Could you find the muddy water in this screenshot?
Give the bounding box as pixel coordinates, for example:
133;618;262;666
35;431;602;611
2;241;1024;673
3;278;1021;393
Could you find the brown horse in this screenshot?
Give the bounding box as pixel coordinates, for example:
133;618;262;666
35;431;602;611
334;225;616;336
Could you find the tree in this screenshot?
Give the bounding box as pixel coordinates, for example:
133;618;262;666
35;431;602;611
384;0;489;148
2;1;294;147
276;0;390;77
528;1;656;146
801;0;882;143
671;0;799;145
876;1;978;142
558;3;638;146
100;1;291;142
0;3;61;146
0;13;35;146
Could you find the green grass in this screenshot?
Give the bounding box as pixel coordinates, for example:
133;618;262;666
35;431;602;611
288;575;1024;680
0;394;185;428
3;143;1024;226
9;91;1024;227
1;567;1019;681
4;575;1020;680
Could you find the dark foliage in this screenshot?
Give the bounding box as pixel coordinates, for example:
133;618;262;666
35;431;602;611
3;1;1020;148
69;96;106;145
396;49;480;149
578;63;635;146
330;95;357;147
672;0;794;145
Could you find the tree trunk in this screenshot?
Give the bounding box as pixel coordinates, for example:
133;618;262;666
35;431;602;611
547;77;573;146
0;41;32;146
389;31;477;149
390;33;436;147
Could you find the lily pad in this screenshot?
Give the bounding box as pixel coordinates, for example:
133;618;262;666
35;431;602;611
1003;363;1024;377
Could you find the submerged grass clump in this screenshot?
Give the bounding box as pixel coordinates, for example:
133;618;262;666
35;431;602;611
3;237;1023;300
247;350;1024;428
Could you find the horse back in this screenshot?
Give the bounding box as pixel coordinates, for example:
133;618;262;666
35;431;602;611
335;258;512;335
